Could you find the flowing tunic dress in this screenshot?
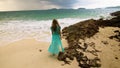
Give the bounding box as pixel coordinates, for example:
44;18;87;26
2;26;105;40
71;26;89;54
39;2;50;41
48;26;64;54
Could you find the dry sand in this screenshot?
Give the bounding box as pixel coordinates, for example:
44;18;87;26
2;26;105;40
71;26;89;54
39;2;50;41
84;27;120;68
0;38;79;68
0;27;120;68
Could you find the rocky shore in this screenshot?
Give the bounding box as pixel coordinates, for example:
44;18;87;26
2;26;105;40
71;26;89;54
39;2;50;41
58;11;120;68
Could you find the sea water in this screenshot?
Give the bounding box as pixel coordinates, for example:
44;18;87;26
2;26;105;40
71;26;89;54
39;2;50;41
0;8;120;45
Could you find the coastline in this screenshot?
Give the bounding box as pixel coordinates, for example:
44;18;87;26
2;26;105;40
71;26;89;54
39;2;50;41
58;11;120;68
0;27;119;68
0;11;120;68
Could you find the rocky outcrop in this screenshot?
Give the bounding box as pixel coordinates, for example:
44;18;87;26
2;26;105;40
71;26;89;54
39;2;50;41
58;11;120;68
97;11;120;27
62;19;99;43
111;11;120;16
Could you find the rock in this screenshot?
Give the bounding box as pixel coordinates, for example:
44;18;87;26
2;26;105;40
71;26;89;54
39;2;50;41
111;11;120;17
62;19;99;41
96;11;120;27
58;11;120;68
115;57;118;60
109;30;120;41
114;30;119;33
101;41;108;45
57;52;66;61
39;49;42;52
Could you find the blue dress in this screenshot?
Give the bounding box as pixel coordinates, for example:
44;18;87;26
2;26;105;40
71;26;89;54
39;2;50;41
48;26;64;54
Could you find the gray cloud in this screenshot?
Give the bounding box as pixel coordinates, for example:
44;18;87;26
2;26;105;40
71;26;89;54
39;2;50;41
75;0;120;9
44;0;79;8
0;0;79;11
17;0;79;8
0;0;120;11
14;0;79;8
0;0;61;11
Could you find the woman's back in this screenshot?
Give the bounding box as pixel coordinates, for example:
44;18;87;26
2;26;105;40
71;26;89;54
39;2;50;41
48;19;64;55
51;26;61;35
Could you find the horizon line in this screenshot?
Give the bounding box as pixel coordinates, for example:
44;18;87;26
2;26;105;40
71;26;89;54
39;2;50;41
0;6;120;12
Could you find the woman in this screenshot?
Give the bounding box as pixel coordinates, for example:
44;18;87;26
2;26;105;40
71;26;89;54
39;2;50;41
48;19;64;55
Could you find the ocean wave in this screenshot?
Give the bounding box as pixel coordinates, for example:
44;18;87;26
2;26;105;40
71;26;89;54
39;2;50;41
0;18;89;45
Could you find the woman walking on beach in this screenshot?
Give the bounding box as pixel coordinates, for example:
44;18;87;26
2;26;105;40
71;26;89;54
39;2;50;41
48;19;64;55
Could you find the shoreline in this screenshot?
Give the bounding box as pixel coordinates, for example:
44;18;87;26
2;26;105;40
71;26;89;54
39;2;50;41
0;27;120;68
0;11;120;68
58;11;120;68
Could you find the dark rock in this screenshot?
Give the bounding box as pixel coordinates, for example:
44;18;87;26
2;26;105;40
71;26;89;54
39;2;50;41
39;49;42;52
62;19;99;42
101;41;108;45
114;30;119;33
86;50;98;56
96;11;120;27
57;52;71;64
111;11;120;17
58;11;120;68
57;52;66;61
109;36;114;39
115;57;118;60
109;30;120;42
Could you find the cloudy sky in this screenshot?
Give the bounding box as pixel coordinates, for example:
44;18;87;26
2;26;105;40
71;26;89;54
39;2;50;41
0;0;120;11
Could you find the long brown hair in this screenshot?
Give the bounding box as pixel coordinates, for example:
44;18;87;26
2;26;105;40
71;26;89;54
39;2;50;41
51;19;60;32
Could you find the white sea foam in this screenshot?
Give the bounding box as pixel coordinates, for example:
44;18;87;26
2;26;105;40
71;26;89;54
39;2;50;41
0;18;89;45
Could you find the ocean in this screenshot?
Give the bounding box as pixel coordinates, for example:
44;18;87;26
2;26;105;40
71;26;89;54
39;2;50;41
0;8;120;45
